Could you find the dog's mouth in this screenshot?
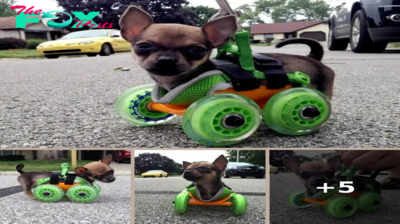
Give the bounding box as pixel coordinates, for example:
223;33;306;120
147;67;186;76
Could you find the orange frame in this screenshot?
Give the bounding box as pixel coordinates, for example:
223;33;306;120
148;85;292;116
302;192;364;206
54;182;81;191
187;192;233;206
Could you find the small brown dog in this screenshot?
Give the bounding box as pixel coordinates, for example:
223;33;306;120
283;155;381;196
119;6;335;98
16;154;116;199
182;155;229;200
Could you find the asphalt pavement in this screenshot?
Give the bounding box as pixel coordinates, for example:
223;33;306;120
0;175;131;224
134;177;266;224
270;173;400;224
0;46;400;148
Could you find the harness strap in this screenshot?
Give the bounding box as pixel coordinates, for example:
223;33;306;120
49;172;61;184
252;54;289;89
65;174;76;185
212;59;260;91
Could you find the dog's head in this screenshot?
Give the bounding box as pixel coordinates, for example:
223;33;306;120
119;5;238;90
75;154;116;183
182;155;228;184
283;155;342;194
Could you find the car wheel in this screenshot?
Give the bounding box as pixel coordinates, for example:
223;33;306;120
350;10;388;53
87;53;97;57
327;25;348;51
224;172;230;178
255;175;264;179
274;171;279;174
45;55;59;59
241;176;246;178
159;175;162;178
117;156;123;163
99;43;112;56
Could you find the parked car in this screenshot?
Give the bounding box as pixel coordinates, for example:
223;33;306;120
36;29;131;59
270;165;279;174
224;162;265;178
328;0;400;53
141;170;168;178
113;150;131;163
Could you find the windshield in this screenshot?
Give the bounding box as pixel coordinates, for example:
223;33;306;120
61;30;110;39
146;170;162;173
228;162;254;166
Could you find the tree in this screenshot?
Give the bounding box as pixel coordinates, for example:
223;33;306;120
227;150;266;166
255;0;332;22
236;4;264;26
0;0;16;17
184;5;218;26
135;153;178;173
269;150;296;167
54;0;198;30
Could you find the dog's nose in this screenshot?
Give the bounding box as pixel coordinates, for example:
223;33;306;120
184;169;192;173
156;56;177;66
107;176;115;182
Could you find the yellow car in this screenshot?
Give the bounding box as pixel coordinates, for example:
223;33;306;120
141;170;168;178
37;29;131;59
270;165;279;174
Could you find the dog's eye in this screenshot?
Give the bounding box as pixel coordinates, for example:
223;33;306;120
197;167;212;173
188;46;206;53
136;42;153;49
325;171;334;178
299;172;313;179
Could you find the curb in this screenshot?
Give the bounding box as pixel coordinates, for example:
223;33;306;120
0;171;131;176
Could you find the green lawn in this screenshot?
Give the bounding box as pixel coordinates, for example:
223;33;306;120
0;160;96;171
0;49;43;58
390;42;400;48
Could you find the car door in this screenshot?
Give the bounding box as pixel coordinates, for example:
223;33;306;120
334;1;359;37
110;30;131;52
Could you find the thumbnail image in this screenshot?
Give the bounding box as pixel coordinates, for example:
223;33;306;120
270;150;400;224
134;149;266;224
0;149;131;223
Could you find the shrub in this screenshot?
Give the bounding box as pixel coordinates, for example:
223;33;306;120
0;154;25;161
250;40;261;44
0;37;27;50
27;39;47;49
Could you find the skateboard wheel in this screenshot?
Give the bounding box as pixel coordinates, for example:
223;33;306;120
174;191;190;213
33;184;64;202
286;190;312;208
229;193;247;215
325;196;357;219
66;185;99;203
357;192;382;212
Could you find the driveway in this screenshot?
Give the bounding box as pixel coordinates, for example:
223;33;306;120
0;175;131;224
0;46;399;148
270;173;399;224
134;177;266;224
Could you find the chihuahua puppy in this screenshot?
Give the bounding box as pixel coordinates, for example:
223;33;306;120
119;6;335;98
182;155;229;200
16;154;116;199
283;155;381;196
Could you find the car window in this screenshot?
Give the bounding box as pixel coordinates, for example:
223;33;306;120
61;30;110;39
228;162;254;166
111;30;121;37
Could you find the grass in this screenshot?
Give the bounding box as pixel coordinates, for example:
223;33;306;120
390;42;400;48
251;42;275;46
0;49;42;58
0;160;96;171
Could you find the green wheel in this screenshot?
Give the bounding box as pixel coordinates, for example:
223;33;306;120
357;192;382;213
93;183;101;193
264;88;331;135
174;191;191;213
182;94;262;146
32;184;64;202
286;190;312;208
229;193;247;215
115;84;175;126
66;185;100;203
325;196;358;219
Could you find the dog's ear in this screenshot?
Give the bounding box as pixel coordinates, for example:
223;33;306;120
283;156;299;173
327;155;342;172
213;155;228;171
75;167;89;175
119;5;153;42
182;161;192;170
100;154;112;165
202;15;238;47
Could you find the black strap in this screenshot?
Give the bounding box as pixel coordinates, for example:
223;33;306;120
252;54;289;89
49;172;61;184
65;174;76;185
212;59;260;91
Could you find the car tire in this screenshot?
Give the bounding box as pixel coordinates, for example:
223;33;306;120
255;175;264;179
117;156;123;163
99;43;112;56
350;10;388;53
45;55;59;59
87;53;97;57
327;25;348;51
274;171;279;174
241;176;246;178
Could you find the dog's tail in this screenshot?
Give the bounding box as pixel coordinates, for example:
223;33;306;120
275;38;324;61
16;164;25;174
